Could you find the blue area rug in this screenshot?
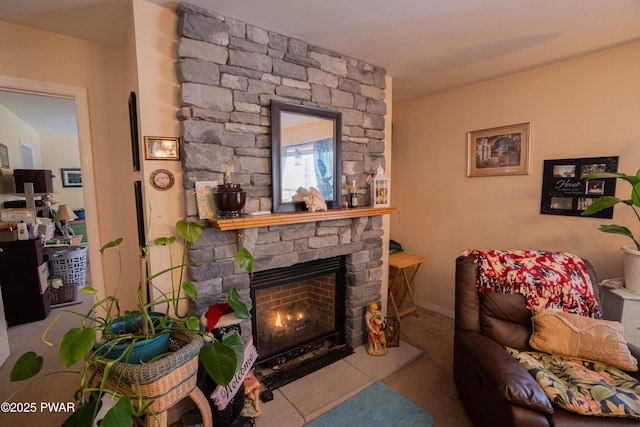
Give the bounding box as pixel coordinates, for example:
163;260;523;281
306;381;434;427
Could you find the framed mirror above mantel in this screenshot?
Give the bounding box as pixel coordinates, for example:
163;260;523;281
271;100;342;213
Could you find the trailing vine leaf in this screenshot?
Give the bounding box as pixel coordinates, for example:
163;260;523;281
157;316;168;331
10;351;43;381
227;287;251;319
182;281;196;298
236;247;254;275
153;236;176;246
100;395;135;427
60;399;100;427
222;332;245;372
176;219;204;244
200;341;237;386
186;315;200;331
60;327;96;368
99;238;123;255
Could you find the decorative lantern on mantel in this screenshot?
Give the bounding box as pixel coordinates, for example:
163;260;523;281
370;164;390;207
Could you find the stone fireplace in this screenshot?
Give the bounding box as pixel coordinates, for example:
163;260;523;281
250;256;352;389
176;3;388;359
251;257;346;362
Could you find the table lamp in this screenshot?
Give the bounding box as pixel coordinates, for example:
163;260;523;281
53;204;78;237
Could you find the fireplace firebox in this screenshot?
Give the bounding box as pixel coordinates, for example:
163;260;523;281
250;256;353;391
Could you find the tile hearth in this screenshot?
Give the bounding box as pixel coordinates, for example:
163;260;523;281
178;342;422;426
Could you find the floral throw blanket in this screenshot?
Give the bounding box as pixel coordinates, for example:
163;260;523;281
507;347;640;419
467;249;600;317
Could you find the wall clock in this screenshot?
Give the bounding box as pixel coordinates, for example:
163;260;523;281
150;169;174;191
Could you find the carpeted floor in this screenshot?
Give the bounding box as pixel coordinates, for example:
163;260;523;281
306;381;434;427
383;306;473;427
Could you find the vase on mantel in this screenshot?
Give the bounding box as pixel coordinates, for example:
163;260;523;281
213;184;246;218
213;167;246;218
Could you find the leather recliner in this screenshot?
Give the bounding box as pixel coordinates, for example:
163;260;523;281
454;253;640;427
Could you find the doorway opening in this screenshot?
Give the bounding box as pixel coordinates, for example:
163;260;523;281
0;75;103;298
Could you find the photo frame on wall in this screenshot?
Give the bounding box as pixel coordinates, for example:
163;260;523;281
0;143;9;169
540;156;619;218
61;168;82;187
467;123;531;177
144;136;180;160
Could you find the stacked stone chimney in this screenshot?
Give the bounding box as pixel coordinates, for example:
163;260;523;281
176;3;388;347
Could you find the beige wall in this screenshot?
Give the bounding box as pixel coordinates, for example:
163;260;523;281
0;20;138;307
0;108;83;209
0;103;40;202
40;133;83;210
131;0;186;311
392;41;640;316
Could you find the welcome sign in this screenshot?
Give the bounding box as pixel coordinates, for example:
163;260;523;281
211;338;258;410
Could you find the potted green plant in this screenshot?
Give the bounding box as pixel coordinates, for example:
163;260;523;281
4;218;254;426
582;169;640;292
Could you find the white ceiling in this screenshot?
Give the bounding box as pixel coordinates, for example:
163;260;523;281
0;91;77;133
1;0;639;129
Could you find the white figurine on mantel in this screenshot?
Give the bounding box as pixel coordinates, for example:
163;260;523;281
304;187;327;212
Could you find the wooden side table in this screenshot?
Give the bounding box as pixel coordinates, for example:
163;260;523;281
388;252;426;322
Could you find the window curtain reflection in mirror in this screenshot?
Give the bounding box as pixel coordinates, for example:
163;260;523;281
313;139;333;200
282;142;319;202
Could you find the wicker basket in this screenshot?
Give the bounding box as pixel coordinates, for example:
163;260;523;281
92;330;203;384
50;283;78;305
88;331;209;427
49;246;87;288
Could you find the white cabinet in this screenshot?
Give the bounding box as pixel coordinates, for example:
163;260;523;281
601;287;640;346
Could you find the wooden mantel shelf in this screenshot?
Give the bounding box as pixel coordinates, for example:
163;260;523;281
209;206;396;231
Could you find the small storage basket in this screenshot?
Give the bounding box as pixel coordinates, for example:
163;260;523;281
50;283;78;305
49;246;88;288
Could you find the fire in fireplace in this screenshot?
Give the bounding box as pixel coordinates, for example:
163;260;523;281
250;256;353;391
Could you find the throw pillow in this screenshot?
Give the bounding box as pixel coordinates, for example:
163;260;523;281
529;308;638;371
507;347;640;419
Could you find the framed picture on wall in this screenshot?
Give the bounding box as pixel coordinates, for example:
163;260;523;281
540;156;619;218
61;168;82;187
144;136;180;160
467;123;531;177
0;143;9;169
